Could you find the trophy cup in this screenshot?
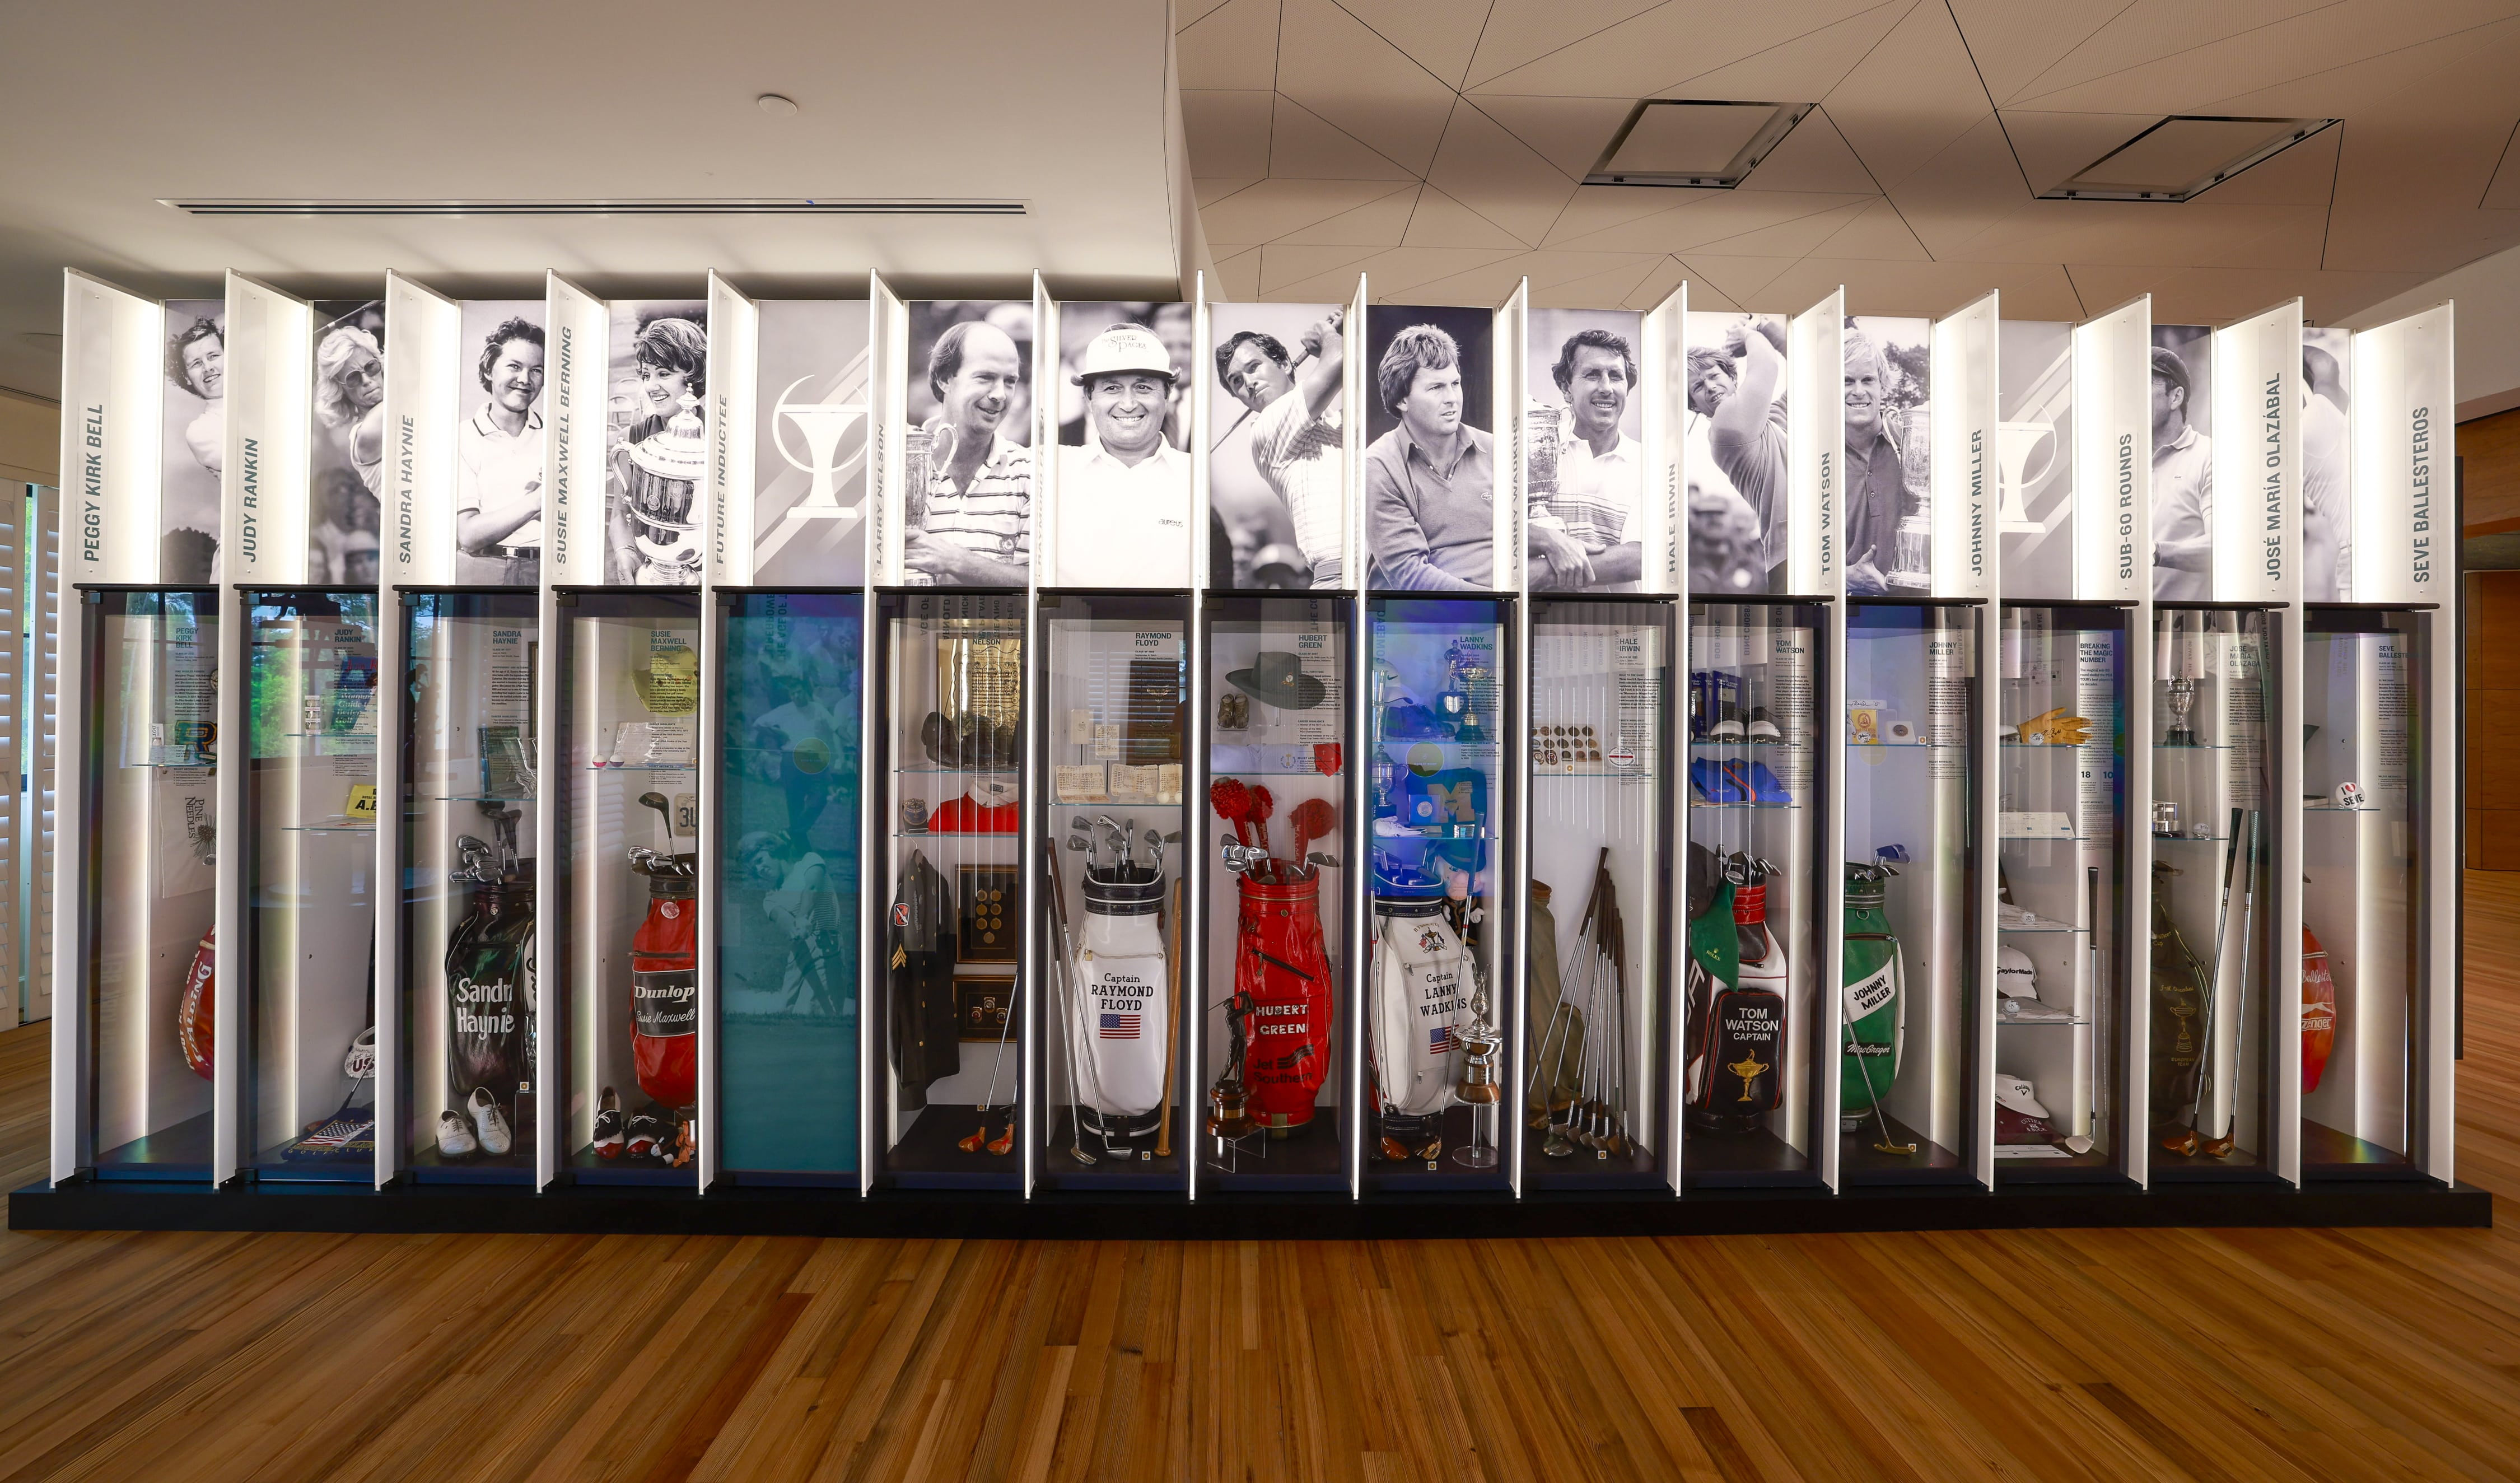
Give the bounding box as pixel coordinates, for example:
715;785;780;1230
2163;677;2198;747
1886;404;1933;589
771;377;866;519
1452;965;1502;1169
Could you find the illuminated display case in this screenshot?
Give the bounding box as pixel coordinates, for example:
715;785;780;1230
1361;597;1514;1192
398;590;540;1184
1840;601;1984;1184
867;591;1028;1191
1523;597;1673;1191
716;593;863;1185
76;589;221;1178
1682;599;1828;1188
242;590;379;1181
1991;604;2130;1181
554;590;705;1187
2148;607;2279;1181
1198;595;1355;1192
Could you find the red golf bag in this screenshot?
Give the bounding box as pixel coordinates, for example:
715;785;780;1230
178;930;216;1081
1236;870;1333;1132
632;865;699;1108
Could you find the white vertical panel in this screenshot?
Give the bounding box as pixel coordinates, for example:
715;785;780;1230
2210;302;2302;606
1346;275;1368;1200
1931;293;1998;601
225;274;314;587
30;485;58;1027
2347;305;2454;607
705;273;760;588
868;275;905;589
381;273;461;588
1639;281;1686;600
1788;291;1844;596
542;274;610;588
1495;279;1527;594
2072;297;2150;604
0;486;22;1032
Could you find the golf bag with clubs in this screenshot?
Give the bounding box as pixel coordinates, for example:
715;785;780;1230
1684;850;1786;1130
446;840;535;1142
1840;860;1906;1129
1368;893;1471;1159
631;852;699;1110
1066;866;1171;1156
1234;869;1334;1134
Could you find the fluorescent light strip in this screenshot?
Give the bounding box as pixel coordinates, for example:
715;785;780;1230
162;198;1028;217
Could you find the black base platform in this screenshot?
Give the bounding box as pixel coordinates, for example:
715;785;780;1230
11;1174;2490;1239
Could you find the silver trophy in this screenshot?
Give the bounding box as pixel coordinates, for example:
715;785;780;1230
2163;676;2198;747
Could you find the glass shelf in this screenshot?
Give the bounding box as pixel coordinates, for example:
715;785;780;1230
282;820;376;835
1998;1013;2092;1028
1687;799;1802;811
2151;741;2236;752
1998;920;2087;935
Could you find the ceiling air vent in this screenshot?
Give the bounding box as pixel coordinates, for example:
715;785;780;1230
2039;118;2338;202
160;198;1028;217
1584;100;1814;189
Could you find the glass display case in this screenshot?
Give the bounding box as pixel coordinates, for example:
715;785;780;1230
78;589;220;1178
1524;598;1672;1191
718;593;862;1185
400;591;539;1184
242;591;380;1181
1682;600;1827;1187
2149;607;2276;1179
1841;601;1983;1183
869;591;1026;1191
1200;595;1353;1192
1992;604;2129;1181
556;590;704;1187
2299;607;2428;1176
1362;598;1511;1192
1035;594;1188;1192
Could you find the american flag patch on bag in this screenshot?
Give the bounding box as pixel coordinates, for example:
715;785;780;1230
1100;1012;1141;1040
1429;1025;1460;1055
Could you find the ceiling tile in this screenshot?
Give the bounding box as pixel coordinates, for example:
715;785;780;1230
2194;123;2339;207
1947;0;2135;105
1822;4;1996;191
1530;254;1668;307
1184;90;1277;180
1349;245;1532;296
1180;0;1236;24
1202;177;1425;244
1404;255;1544;305
1737;111;1880;194
1275;0;1462;173
1261;243;1384;292
2061;262;2432;327
1879;113;2035;258
1178;0;1282;91
1657;2;1910;102
1541;184;1716;246
1469;2;1891;100
2486;125;2520;212
2202;16;2520;118
2009;0;2519;114
1402;185;1528;249
1194;176;1264;208
1554;189;1879;253
1425;100;1582;246
1518;249;1668;289
1672;253;1798;307
1462;0;1670;91
1813;197;1931;260
1270;95;1421;180
1334;0;1491;87
1691;198;1875;257
1472;95;1640;179
1761;258;2087;318
1998;111;2158;196
1213;246;1264;301
1621;255;1692;310
2004;0;2341;104
1275;183;1423;245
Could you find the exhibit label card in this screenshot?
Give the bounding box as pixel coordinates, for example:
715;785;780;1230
2348;304;2452;605
60;271;165;583
2074;298;2149;603
1788;290;1844;595
543;274;609;585
1931;293;1997;600
2210;301;2300;605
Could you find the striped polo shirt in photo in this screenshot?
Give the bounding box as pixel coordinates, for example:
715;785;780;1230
916;431;1034;579
1252;389;1344;587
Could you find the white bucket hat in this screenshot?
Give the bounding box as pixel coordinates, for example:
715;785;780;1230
1070;324;1175;385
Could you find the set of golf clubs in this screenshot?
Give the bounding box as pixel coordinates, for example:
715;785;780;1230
1529;850;1632;1158
625;791;693;879
1067;815;1171;883
2167;805;2262;1160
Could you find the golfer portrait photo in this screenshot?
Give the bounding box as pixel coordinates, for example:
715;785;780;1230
604;304;707;586
1686;313;1788;594
454;304;545;586
160;300;223;582
310;299;386;584
902;301;1035;587
2302;327;2351;601
1364;306;1494;591
1053;314;1190;588
2150;327;2214;601
1211;301;1346;590
1527;310;1643;593
1841;316;1931;598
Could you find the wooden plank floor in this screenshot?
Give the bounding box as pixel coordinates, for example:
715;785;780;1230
4;880;2518;1481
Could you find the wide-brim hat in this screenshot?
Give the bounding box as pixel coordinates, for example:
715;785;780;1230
1994;1073;2052;1121
1227;650;1326;710
1070;324;1177;386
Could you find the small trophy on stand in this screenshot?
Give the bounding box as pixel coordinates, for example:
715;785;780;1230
1452;960;1502;1169
1207;991;1257;1168
901;423;942;587
2163;677;2199;747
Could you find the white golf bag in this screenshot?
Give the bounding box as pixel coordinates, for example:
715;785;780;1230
1369;897;1469;1144
1067;870;1171;1155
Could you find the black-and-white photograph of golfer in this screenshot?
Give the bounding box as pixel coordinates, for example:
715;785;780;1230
454;301;545;586
1526;308;1644;593
1210;301;1345;590
2150;324;2214;602
900;300;1035;588
1052;302;1191;588
604;300;707;586
1363;304;1494;591
2302;325;2350;602
1685;311;1786;595
310;299;386;586
161;299;223;582
1842;315;1930;598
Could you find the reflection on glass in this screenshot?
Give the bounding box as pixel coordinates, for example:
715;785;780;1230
1992;605;2125;1181
245;592;379;1180
720;594;861;1181
872;593;1024;1190
2149;607;2274;1176
1683;601;1823;1187
1525;599;1671;1190
402;592;539;1183
2300;608;2425;1172
1202;596;1351;1190
84;590;220;1177
1841;603;1979;1183
1364;598;1508;1191
559;592;703;1187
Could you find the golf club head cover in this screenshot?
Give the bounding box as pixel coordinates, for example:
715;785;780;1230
1236;871;1333;1131
2300;924;2336;1094
177;930;215;1081
1369;898;1467;1120
632;878;699;1109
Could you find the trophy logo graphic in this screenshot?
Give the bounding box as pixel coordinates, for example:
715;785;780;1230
772;376;867;519
1729;1053;1770;1102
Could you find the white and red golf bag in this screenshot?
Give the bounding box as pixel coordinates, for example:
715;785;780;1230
631;860;698;1109
1068;870;1172;1155
1369;896;1469;1155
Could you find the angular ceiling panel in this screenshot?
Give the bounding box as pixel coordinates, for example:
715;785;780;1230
1620;254;1692;310
1472;95;1642;180
1184;90;1278;180
1425;100;1583;246
2010;1;2519;114
1540;184;1723;247
1822;3;1998;191
1334;0;1489;87
1550;190;1877;254
1273;0;1462;173
1261;242;1384;292
1735;111;1881;194
1657;2;1910;104
1401;184;1527;249
1672;252;1799;307
1461;0;1670;92
1274;183;1423;245
1213;246;1265;300
1271;95;1421;179
1998;111;2159;197
1469;2;1889;101
1201;177;1421;244
1813;197;1933;260
1945;0;2132;105
1179;0;1284;91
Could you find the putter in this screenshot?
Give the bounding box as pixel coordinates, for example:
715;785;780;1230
2199;810;2261;1159
2173;807;2246;1156
1043;836;1095;1165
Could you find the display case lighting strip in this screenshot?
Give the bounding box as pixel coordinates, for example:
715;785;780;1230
161;198;1029;218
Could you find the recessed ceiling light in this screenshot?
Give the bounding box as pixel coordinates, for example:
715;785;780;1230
2041;116;2339;202
757;94;799;118
1585;100;1814;189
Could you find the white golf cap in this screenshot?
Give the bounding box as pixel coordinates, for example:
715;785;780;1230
1994;1072;2052;1120
1996;943;2037;998
1071;324;1176;385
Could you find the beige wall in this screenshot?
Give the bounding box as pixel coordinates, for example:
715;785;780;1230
0;386;56;486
